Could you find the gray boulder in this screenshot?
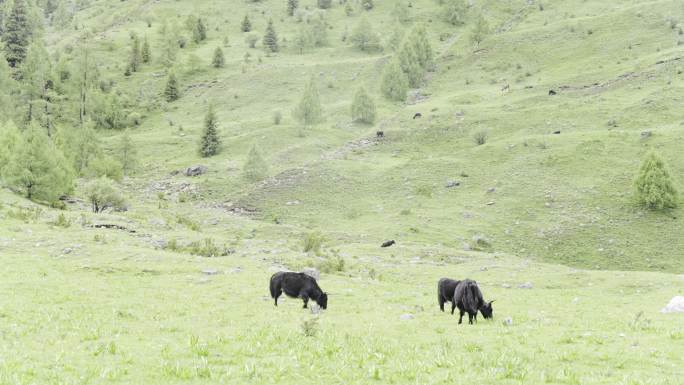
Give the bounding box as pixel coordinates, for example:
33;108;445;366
661;296;684;313
185;165;207;177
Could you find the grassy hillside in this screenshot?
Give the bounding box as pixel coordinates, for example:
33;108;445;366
1;0;684;383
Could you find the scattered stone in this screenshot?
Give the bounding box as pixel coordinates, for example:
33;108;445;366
201;269;219;275
400;313;415;320
487;187;496;193
502;283;512;289
149;218;166;227
518;282;533;289
640;130;652;139
502;317;513;326
462;243;472;251
286;200;300;206
486;201;495;205
62;247;73;255
619;333;626;338
152;239;168;249
229;267;243;274
302;267;320;280
572;297;580;303
661;296;684;313
445;180;461;188
185;165;207;177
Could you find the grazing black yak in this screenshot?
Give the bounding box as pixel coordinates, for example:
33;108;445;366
548;89;557;95
437;278;461;312
413;112;422;119
452;279;494;324
376;131;384;138
269;271;328;309
381;240;395;248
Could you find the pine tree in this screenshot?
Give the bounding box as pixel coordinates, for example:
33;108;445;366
444;0;467;26
199;105;220;157
350;86;376;124
243;145;269;182
263;19;279;53
0;121;21;177
287;0;299;16
294;76;323;125
294;25;314;54
634;153;678;210
164;71;180;102
380;57;408;101
470;13;489;48
21;42;53;128
411;24;433;68
3;0;32;68
241;15;252;32
317;0;331;9
53;0;72;29
54;124;101;174
193;17;207;44
128;34;141;73
398;39;423;88
117;130;137;176
3;125;74;202
212;46;225;68
0;53;16;121
350;16;380;52
141;36;151;63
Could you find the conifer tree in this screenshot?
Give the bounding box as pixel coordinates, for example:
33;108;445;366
128;34;141;73
164;71;180;102
445;0;467;25
380;57;408;101
398;39;423;88
243;145;269;182
0;53;16;121
0;121;21;176
294;76;323;125
634;153;678;210
411;24;433;68
3;0;32;68
241;15;252;32
141;36;151;63
287;0;299;16
212;46;225;68
3;125;74;202
117;130;138;177
470;13;489;48
350;86;376;124
193;17;207;43
317;0;331;9
350;16;380;52
199;105;220;157
263;19;279;53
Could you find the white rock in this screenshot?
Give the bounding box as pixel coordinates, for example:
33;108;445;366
518;282;533;289
400;314;415;320
661;296;684;313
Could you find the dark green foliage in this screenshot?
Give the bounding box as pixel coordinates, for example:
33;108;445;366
116;130;137;176
350;16;380;52
470;13;490;47
294;76;323;125
164;71;180;102
193;17;207;44
128;34;141;73
86;155;124;182
398;39;423;87
362;0;374;10
241;15;252;32
243;145;269;181
2;0;31;68
634;153;678;210
92;93;127;129
444;0;467;25
199;105;220;157
350;86;376;124
141;36;151;63
54;124;101;175
380;57;408;101
84;176;126;213
212;46;225;68
2;125;74;203
317;0;331;9
287;0;298;16
263;19;279;53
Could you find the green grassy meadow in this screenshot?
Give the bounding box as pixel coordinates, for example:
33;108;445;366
2;0;684;383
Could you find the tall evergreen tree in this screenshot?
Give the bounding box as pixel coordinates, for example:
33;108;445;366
470;13;489;48
380;57;408;101
141;35;151;63
397;39;423;88
243;145;269;182
54;124;101;174
3;0;32;68
128;34;141;73
294;76;323;125
350;16;380;52
263;19;279;53
117;129;137;176
164;71;180;102
0;53;16;121
241;15;252;32
193;17;207;43
444;0;467;25
199;105;220;157
411;24;433;68
287;0;298;16
212;46;225;68
3;125;74;202
0;121;21;177
317;0;331;9
350;86;376;124
634;153;678;210
21;42;53;130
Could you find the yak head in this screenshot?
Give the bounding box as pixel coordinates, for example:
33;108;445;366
480;300;494;319
316;293;328;309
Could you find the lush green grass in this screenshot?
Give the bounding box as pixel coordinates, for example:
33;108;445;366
2;0;684;383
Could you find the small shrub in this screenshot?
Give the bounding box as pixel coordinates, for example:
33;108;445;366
634;152;678;210
301;316;319;337
176;215;201;231
303;231;325;254
273;110;283;125
52;213;71;228
473;129;488;145
187;238;225;257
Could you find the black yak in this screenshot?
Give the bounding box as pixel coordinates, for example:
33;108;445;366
548;89;557;96
413;112;422;119
452;279;494;324
376;131;384;138
437;278;461;312
381;240;395;248
269;271;328;309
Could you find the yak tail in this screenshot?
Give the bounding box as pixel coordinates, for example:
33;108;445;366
269;275;279;299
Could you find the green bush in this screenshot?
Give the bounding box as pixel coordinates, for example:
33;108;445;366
634;153;678;210
303;231;325;254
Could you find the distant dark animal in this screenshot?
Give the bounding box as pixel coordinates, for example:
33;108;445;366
553;130;561;134
548;89;557;95
376;131;384;138
413;112;422;119
269;272;328;309
437;278;461;312
381;240;395;248
452;279;494;324
501;83;510;93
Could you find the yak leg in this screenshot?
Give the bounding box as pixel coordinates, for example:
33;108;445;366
458;310;465;324
468;313;474;325
300;293;309;308
273;290;281;306
451;301;456;315
439;296;445;312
